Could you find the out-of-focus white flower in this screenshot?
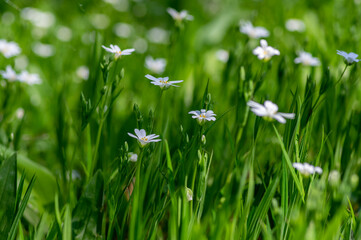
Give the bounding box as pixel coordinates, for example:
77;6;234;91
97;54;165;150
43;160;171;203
90;14;110;30
147;27;169;44
328;170;340;187
102;44;135;59
32;42;54;58
128;152;138;162
294;51;320;66
337;50;360;65
128;129;161;147
215;49;229;63
133;38;148;54
145;74;183;89
56;26;72;42
15;56;29;70
186;187;193;201
16;108;25;119
188;109;216;124
293;162;323;176
247;100;295;124
0;65;18;82
76;66;89;80
240;21;269;39
113;23;133;38
145;56;167;74
253;39;280;61
2;12;15;25
167;8;194;22
0;40;21;58
18;71;42;85
285;19;305;32
21;8;55;28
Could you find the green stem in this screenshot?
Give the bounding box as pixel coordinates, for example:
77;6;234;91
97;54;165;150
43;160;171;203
335;64;348;85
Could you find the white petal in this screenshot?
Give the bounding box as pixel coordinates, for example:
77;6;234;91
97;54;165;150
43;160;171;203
278;112;295;119
260;39;268;48
273;114;286;124
145;74;159;81
128;133;138;139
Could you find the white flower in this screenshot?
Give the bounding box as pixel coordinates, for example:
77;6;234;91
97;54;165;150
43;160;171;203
167;8;194;22
188;109;216;124
253;39;280;61
186;187;193;201
128;152;138;162
102;44;135;59
18;71;42;85
0;65;18;82
336;50;359;65
215;49;229;63
328;170;340;187
240;21;269;39
0;40;21;58
247;100;295;124
32;42;54;58
76;66;89;80
145;74;183;89
147;27;169;44
128;129;161;147
293;162;323;176
145;56;167;74
285;19;305;32
294;51;320;66
16;108;25;119
21;8;55;28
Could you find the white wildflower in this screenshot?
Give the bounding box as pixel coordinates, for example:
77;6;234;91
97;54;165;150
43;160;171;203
0;65;18;82
188;109;216;125
240;21;269;39
102;44;135;59
128;152;138;162
76;66;89;80
285;19;305;32
293;162;323;176
145;74;183;89
337;50;360;65
145;56;167;74
186;187;193;201
294;51;320;66
247;100;295;124
215;49;229;63
253;39;280;61
128;129;161;147
167;8;193;22
18;71;42;85
0;40;21;58
32;42;54;58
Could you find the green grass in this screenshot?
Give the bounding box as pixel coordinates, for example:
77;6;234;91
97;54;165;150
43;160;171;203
0;0;361;239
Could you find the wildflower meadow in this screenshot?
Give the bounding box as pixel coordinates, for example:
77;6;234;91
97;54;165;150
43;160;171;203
1;0;361;239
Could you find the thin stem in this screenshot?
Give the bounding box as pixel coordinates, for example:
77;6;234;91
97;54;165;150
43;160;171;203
335;64;348;85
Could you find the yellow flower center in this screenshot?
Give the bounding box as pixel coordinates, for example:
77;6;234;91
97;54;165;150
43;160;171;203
140;137;148;141
200;114;206;118
160;80;168;84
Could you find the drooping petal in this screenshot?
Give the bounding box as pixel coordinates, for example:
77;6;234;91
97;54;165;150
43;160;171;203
128;133;138;139
278;112;295;119
272;114;286;124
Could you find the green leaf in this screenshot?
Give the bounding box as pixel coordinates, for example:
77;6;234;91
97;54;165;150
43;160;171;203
72;170;104;240
273;125;305;201
0;153;17;236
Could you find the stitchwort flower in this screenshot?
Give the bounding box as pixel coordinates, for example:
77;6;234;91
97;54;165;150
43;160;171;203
188;109;216;125
0;39;21;58
294;51;320;66
240;21;269;39
337;50;360;65
253;39;280;61
145;74;183;89
0;65;18;82
102;44;135;59
18;71;42;85
145;56;167;74
128;129;161;147
167;8;193;22
293;162;323;176
247;100;295;124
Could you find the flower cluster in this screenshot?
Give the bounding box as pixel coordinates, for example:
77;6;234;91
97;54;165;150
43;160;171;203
0;65;42;85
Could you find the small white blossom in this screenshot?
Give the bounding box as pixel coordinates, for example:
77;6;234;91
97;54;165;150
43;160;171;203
188;109;216;124
337;50;359;65
294;51;320;66
21;8;55;28
247;100;295;124
18;71;42;85
147;27;169;44
293;162;323;176
128;152;138;162
215;49;229;63
145;56;167;74
128;129;161;147
253;39;280;61
76;66;89;80
167;8;194;22
102;44;135;59
145;74;183;89
32;42;54;58
285;19;305;32
16;108;25;119
240;21;269;39
0;65;18;82
328;170;340;187
0;40;21;58
186;187;193;201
